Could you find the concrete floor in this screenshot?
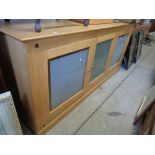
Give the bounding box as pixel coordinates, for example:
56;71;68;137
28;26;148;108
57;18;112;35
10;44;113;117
22;42;155;135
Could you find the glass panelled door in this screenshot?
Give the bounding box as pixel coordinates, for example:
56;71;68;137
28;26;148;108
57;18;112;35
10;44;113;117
49;49;88;109
111;35;128;67
90;39;112;81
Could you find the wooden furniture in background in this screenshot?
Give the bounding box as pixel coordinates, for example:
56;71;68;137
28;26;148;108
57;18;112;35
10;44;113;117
135;19;151;39
134;85;155;135
123;23;151;70
0;19;133;134
123;32;138;69
70;19;113;26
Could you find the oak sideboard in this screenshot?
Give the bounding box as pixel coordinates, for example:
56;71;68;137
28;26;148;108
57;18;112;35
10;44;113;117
0;20;133;134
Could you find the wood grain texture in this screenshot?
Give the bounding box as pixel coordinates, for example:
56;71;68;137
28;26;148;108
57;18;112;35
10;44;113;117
1;34;38;131
0;20;129;41
71;19;113;25
141;103;155;135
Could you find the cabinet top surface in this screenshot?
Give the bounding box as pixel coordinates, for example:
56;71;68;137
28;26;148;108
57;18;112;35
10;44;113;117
0;19;129;42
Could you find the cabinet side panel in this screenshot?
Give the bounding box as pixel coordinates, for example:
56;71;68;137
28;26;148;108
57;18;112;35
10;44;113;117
1;34;37;131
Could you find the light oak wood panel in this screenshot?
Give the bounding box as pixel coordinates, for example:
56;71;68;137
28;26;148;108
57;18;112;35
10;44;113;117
0;20;129;41
2;34;38;131
26;25;132;52
71;19;113;24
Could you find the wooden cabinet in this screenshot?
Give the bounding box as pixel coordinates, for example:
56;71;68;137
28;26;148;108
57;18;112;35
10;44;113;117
0;20;133;134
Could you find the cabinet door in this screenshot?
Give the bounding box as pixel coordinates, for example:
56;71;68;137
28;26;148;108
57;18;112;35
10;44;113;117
90;39;112;82
49;49;88;109
111;35;128;67
90;39;112;81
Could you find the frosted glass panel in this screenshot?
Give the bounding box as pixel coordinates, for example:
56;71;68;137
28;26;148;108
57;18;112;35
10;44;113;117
90;39;112;81
49;49;88;109
111;35;128;66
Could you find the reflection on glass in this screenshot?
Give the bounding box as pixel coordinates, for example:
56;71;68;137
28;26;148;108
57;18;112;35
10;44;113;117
111;35;128;66
90;39;112;81
49;49;88;109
